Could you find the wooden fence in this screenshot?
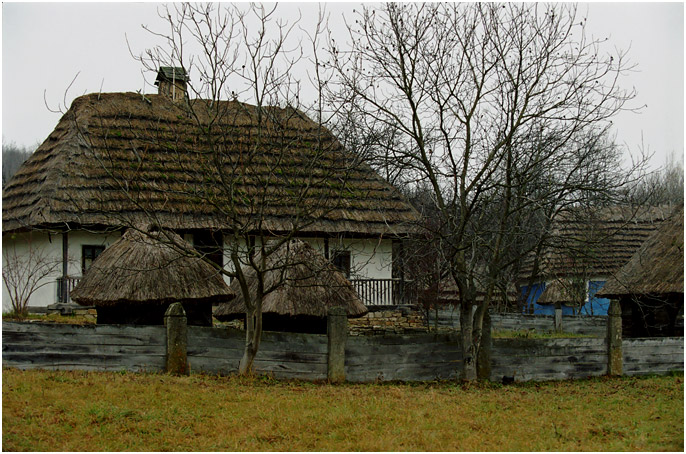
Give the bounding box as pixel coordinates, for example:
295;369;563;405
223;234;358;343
428;309;607;336
2;307;683;382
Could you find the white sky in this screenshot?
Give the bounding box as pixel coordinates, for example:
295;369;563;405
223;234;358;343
1;2;684;171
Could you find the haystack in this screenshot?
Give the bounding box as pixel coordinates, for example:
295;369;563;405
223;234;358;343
71;229;234;325
214;239;367;333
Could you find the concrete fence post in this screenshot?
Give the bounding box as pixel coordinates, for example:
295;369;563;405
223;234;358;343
165;302;189;375
607;298;622;376
327;306;348;383
554;303;563;333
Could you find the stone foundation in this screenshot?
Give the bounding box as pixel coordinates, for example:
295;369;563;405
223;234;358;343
348;308;428;335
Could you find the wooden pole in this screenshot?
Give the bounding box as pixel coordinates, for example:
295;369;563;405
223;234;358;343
327;306;348;383
607;298;622;376
554;302;563;333
165;302;189;375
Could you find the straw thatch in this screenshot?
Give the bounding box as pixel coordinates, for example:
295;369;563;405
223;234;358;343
3;92;419;235
70;229;234;306
536;278;586;306
598;206;684;298
519;205;675;282
214;239;367;319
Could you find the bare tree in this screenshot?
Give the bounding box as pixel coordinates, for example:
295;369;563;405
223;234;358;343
326;3;646;380
70;3;378;374
3;234;62;316
626;152;684;206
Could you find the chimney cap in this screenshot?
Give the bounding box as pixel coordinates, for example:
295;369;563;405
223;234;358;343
155;66;189;86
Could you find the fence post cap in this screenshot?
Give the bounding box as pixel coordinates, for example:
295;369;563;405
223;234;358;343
165;302;186;318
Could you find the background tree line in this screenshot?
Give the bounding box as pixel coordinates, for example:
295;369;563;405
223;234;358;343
2;140;35;188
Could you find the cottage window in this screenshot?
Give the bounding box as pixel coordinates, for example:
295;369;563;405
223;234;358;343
82;245;106;274
331;250;351;278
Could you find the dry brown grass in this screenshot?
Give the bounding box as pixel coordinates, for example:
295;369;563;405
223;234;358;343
2;368;683;451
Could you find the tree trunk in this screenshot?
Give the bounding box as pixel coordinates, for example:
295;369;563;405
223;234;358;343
460;302;477;381
238;307;263;374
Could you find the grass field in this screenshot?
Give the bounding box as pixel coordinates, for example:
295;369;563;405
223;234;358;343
2;369;683;451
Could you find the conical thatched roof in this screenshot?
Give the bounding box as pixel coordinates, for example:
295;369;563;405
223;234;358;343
597;206;684;298
70;229;234;306
214;239;367;319
3;92;419;235
536;278;586;306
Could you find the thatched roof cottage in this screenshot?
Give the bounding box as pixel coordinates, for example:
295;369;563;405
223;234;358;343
2;67;419;312
518;205;676;316
596;206;683;336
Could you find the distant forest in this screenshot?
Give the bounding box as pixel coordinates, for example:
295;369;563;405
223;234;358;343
2;141;34;188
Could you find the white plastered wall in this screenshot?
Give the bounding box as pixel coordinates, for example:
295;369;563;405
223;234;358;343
217;236;393;286
2;230;122;311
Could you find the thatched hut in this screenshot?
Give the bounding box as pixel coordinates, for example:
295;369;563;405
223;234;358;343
518;205;675;315
2;68;420;311
535;278;587;313
214;239;367;333
70;229;234;325
597;206;684;337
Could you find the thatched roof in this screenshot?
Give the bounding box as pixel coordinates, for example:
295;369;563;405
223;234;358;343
536;278;586;305
70;229;234;306
519;205;675;282
597;206;684;298
3;92;419;235
214;239;367;319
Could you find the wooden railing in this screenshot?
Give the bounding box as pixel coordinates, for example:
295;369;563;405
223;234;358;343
56;276;81;304
55;276;414;307
350;278;416;306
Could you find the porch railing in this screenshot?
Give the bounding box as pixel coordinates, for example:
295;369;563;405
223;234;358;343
350;278;416;307
55;276;414;307
56;276;81;304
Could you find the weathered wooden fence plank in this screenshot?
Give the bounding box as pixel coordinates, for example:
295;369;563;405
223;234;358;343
429;310;606;336
3;322;682;382
622;337;684;376
2;352;165;372
490;337;609;382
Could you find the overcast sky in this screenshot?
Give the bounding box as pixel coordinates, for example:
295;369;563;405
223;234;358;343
2;2;683;171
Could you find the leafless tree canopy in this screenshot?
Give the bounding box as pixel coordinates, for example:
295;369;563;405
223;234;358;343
325;3;648;379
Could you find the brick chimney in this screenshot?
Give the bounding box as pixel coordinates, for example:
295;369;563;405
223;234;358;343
155;67;189;102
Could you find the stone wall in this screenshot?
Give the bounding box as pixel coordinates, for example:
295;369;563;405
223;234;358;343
348;308;427;335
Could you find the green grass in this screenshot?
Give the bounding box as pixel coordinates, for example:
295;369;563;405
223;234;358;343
3;369;682;451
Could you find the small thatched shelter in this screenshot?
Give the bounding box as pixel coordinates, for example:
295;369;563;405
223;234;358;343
597;206;684;337
214;239;367;333
536;278;587;308
70;229;234;325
